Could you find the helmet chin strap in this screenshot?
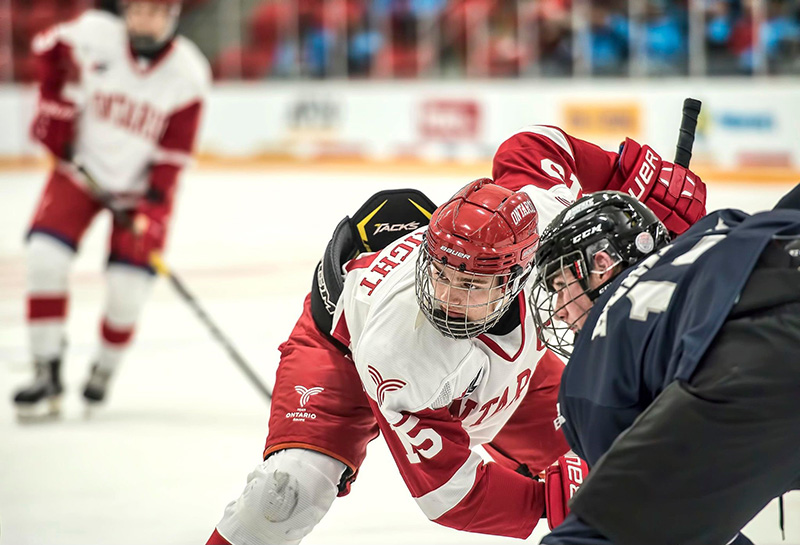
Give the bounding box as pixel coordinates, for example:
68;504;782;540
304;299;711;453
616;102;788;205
585;278;614;302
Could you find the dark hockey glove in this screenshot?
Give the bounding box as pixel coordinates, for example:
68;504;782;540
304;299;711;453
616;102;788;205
543;454;589;530
611;138;707;237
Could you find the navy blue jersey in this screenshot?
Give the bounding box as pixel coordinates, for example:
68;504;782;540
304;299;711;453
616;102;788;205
558;207;800;467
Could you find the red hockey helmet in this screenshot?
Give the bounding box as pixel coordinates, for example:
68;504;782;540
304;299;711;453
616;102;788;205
415;178;540;339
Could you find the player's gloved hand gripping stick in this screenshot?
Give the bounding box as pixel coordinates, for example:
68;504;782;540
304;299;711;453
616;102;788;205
611;98;704;237
74;162;274;405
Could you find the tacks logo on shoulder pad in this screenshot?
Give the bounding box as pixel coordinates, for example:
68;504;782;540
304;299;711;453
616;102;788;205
373;221;420;235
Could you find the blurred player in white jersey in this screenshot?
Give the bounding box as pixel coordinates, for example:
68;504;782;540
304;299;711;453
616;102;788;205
13;0;210;418
207;126;707;545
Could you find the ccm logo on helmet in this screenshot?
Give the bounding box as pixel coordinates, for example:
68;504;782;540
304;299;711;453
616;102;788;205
440;246;471;260
571;224;603;244
510;201;536;225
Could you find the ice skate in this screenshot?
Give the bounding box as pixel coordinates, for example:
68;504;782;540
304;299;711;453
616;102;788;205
82;363;113;417
13;358;63;421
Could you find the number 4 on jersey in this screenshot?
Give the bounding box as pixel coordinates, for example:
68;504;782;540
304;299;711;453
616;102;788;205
592;234;725;340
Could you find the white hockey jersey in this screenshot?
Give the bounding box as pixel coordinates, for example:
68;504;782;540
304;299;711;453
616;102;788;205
32;9;210;199
329;125;637;538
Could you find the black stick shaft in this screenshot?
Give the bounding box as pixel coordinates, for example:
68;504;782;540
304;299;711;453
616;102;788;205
161;264;273;403
77;163;273;404
674;98;702;169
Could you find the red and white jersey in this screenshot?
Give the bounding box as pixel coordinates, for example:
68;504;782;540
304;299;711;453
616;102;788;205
33;9;210;197
330;125;622;539
334;226;547;436
331;232;552;538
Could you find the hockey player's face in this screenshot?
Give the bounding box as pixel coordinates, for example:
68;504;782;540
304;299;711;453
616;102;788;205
432;264;504;322
125;2;173;44
550;268;596;333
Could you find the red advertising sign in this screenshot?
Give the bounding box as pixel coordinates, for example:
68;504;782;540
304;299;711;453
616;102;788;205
419;100;481;140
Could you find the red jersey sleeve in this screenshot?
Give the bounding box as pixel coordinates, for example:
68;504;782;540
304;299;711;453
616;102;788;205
31;28;81;101
367;398;546;538
29;26;81;159
148;100;204;211
492;125;621;198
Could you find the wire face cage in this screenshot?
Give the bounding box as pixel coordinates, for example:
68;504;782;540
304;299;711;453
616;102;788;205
415;241;528;340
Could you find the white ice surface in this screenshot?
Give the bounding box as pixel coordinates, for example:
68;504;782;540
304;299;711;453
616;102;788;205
0;168;798;544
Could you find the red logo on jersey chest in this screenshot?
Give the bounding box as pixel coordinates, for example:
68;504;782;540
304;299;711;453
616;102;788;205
367;365;406;405
92;91;166;142
448;367;532;425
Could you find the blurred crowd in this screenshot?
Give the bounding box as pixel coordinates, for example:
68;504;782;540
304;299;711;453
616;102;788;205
191;0;800;79
3;0;799;81
2;0;209;81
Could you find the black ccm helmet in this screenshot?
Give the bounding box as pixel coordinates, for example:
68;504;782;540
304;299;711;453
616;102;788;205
530;190;670;357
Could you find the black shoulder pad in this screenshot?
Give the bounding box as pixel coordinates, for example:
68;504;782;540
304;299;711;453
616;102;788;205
310;216;358;335
349;188;437;253
310;188;438;336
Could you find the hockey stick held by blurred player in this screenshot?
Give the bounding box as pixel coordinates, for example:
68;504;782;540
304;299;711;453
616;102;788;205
74;162;273;405
14;0;210;419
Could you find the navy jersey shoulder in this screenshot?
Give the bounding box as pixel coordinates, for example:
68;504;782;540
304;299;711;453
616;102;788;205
559;207;800;465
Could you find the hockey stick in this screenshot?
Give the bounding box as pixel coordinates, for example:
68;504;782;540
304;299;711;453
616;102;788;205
674;98;702;169
74;163;273;405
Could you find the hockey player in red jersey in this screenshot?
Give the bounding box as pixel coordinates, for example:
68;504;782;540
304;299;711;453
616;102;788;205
13;0;210;418
207;126;706;544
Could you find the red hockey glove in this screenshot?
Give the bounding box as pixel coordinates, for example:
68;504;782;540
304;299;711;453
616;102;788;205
113;195;170;268
113;163;179;268
133;197;169;251
543;454;589;530
613;138;707;237
30;97;77;161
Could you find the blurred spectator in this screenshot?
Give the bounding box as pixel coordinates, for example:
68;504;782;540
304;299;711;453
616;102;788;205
483;2;526;77
641;0;687;75
705;0;740;74
372;6;436;77
348;14;383;76
302;25;336;77
214;1;288;79
588;2;629;75
730;0;800;73
763;0;800;72
457;1;525;77
530;0;573;76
